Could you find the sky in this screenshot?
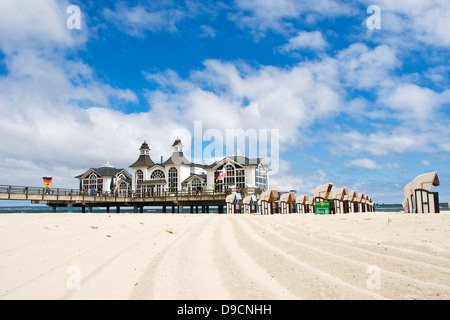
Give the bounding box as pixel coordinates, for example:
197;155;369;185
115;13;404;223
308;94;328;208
0;0;449;205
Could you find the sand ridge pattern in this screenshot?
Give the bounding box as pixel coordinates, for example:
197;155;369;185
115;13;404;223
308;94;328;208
0;213;449;300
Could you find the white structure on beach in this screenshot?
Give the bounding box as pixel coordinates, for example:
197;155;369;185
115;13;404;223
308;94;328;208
75;161;132;195
76;139;271;196
313;183;333;201
128;140;271;195
403;172;440;213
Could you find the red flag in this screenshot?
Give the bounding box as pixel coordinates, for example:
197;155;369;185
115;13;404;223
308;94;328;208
216;167;226;181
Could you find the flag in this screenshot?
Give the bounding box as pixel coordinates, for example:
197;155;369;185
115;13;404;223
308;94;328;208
43;177;52;186
216;167;226;181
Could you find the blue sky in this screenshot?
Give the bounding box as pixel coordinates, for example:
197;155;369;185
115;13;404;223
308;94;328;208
0;0;449;204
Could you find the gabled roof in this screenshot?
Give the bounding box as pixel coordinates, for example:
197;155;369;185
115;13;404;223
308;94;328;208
204;155;264;170
181;173;206;185
75;167;131;179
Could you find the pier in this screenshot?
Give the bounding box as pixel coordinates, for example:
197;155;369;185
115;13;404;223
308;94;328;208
0;185;229;213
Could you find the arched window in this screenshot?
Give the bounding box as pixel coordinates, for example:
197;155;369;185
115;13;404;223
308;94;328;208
119;182;128;196
89;173;97;191
151;170;165;179
136;170;143;195
214;163;245;191
192;178;202;188
83;172;103;192
168;167;178;192
225;165;235;187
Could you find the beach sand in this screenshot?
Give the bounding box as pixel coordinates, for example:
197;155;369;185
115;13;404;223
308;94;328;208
0;212;449;300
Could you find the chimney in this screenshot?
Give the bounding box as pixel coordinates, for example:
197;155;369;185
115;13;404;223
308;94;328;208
160;156;163;164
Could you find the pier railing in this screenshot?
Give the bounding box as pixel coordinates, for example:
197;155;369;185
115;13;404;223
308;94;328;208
0;184;228;201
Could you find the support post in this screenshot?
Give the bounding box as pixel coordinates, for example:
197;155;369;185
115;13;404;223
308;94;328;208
67;204;73;213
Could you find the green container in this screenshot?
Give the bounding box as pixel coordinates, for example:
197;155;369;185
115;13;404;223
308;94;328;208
315;200;331;215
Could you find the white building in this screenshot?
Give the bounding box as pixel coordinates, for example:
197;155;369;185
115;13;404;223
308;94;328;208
203;150;270;192
77;139;271;196
129;140;270;195
76;161;132;195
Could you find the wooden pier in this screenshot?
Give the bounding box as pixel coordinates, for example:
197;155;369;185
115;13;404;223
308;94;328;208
0;185;229;213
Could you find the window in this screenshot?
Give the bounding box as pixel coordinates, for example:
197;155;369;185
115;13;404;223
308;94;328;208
83;172;103;192
192;178;202;188
236;168;245;189
255;164;266;191
214;162;245;191
150;170;165;179
136;170;143;195
119;182;128;196
168;167;178;192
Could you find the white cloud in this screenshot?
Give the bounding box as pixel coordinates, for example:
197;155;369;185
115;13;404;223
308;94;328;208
0;0;87;53
349;158;382;170
103;2;185;37
379;84;443;120
145;58;344;147
359;0;450;48
279;31;328;52
230;0;352;37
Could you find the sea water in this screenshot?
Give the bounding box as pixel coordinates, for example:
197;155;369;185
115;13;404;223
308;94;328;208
0;203;448;214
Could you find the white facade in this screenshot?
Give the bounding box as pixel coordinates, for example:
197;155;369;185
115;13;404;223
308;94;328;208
130;140;270;194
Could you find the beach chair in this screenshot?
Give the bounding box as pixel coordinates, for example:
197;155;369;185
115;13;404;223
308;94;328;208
367;196;375;212
313;183;333;202
242;195;257;214
411;172;440;213
330;187;349;214
312;183;333;214
364;195;370;212
280;192;296;214
226;192;242;214
295;195;306;214
348;191;359;213
357;193;366;212
259;190;279;215
344;190;357;213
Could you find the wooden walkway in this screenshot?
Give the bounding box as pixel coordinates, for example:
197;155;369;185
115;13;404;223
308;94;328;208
0;185;229;213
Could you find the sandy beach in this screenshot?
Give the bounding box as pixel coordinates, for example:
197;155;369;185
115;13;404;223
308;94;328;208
0;212;449;300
